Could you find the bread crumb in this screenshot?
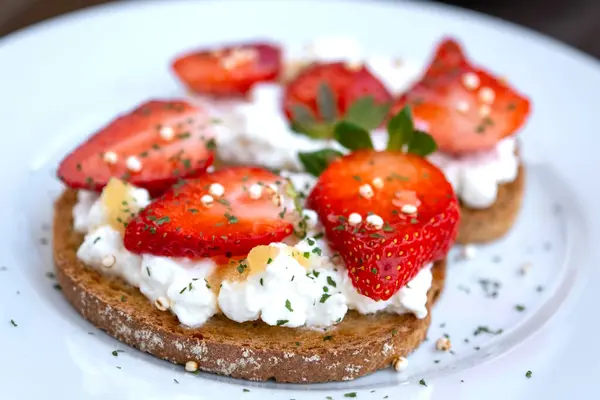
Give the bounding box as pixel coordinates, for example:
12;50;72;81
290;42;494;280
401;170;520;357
436;337;451;352
393;356;408;372
185;360;198;372
461;245;476;260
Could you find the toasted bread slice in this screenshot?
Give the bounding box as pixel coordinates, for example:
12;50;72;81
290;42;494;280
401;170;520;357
53;189;446;383
457;163;525;244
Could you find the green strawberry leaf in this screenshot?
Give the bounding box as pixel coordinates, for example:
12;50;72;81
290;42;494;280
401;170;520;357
291;104;316;127
298;149;344;177
290;103;335;139
290;121;334;140
334;121;373;151
317;83;337;123
344;96;390;130
406;130;437;156
386;106;415;151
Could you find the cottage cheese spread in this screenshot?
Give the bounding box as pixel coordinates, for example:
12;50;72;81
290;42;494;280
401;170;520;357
428;137;519;209
73;173;433;329
210;37;520;208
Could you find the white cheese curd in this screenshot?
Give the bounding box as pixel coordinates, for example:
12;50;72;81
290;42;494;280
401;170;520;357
215;83;346;171
72;186;150;233
281;171;317;198
139;255;218;328
77;225;143;287
342;265;433;319
366;56;423;94
217;243;348;328
72;191;100;233
428;137;519;209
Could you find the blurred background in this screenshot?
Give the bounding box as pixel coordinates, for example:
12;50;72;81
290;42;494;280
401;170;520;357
1;0;599;58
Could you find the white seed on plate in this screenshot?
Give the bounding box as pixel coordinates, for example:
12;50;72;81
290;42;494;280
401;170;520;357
348;213;362;226
462;72;480;90
479;104;491;117
479;87;496;104
519;262;532;275
185;360;199;372
101;255;116;268
248;184;263;199
366;214;384;230
393;356;409;372
455;100;470;114
359;184;374;199
209;183;225;197
103;151;118;165
154;297;169;311
201;194;214;207
159;125;175;141
436;337;452;351
461;244;477;260
401;204;417;215
372;177;384;189
125;156;142;172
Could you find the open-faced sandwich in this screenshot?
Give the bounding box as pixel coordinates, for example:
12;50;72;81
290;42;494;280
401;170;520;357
170;37;530;244
53;93;459;381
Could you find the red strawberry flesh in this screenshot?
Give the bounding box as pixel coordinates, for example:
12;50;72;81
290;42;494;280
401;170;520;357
283;62;392;122
57;100;215;197
172;42;281;97
124;167;295;258
393;38;531;154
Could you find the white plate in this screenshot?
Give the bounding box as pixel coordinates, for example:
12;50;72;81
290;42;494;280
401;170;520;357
1;0;600;399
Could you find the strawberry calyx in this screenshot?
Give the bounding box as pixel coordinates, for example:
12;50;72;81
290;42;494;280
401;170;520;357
298;105;437;176
285;63;392;140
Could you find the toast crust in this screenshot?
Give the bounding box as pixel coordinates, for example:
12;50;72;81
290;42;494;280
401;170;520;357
457;163;525;244
53;189;446;383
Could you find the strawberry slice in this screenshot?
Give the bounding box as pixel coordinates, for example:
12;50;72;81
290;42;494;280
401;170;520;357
307;150;459;301
124;167;295;258
57;100;215;197
392;38;531;154
172;42;281;96
283;62;392;122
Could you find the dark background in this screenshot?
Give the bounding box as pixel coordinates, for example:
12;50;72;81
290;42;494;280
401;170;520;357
1;0;599;58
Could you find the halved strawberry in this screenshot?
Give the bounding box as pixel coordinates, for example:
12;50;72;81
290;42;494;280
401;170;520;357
283;62;392;122
392;38;531;154
307;150;459;301
172;42;281;97
57;100;215;197
124;167;295;258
